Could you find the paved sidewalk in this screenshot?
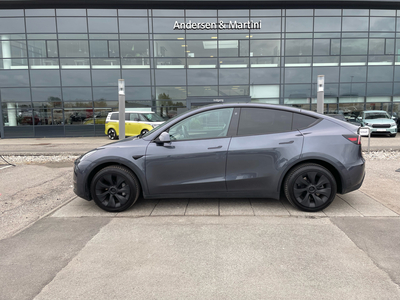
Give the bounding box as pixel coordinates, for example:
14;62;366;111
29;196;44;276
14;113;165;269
0;134;399;156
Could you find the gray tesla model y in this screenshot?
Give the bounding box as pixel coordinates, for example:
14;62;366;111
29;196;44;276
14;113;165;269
73;103;365;212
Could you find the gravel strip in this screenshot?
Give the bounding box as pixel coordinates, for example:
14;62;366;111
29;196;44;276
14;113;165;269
1;155;79;165
2;150;400;165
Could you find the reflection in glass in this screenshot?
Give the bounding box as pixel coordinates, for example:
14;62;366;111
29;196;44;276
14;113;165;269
286;17;313;32
156;86;187;99
187;58;217;68
59;40;89;57
341;39;368;55
219;85;249;96
370;17;395;32
314;17;341;32
57;17;88;33
367;66;394;82
219;57;249;68
284;84;311;98
26;18;56;33
250;40;280;56
285;39;312;56
154;40;185;57
187;69;217;85
219;69;249;85
367;83;393;96
250;57;280;67
88;18;118;33
342;18;369;31
250;68;280;84
1;102;34;126
120;41;149;58
340;83;366;97
118;18;149;33
187;86;218;97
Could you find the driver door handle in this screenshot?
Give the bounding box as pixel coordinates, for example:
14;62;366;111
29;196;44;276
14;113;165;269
208;145;222;149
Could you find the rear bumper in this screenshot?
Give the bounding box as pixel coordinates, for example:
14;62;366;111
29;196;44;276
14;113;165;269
341;159;365;194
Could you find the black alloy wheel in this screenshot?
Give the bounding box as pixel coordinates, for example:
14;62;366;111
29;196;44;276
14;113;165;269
90;166;140;212
141;129;149;135
108;128;118;140
284;163;337;212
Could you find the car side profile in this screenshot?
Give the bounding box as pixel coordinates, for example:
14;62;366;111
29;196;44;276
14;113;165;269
74;103;365;213
105;111;164;139
357;110;397;137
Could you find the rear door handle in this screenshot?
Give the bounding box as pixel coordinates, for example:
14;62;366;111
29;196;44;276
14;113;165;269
208;145;223;149
279;141;294;145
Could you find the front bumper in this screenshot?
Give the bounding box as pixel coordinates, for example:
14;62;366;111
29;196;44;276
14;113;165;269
73;159;92;201
364;126;397;135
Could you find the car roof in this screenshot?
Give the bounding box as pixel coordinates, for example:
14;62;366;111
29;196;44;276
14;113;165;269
110;111;154;114
362;110;387;113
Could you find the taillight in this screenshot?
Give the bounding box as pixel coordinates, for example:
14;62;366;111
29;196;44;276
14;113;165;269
343;134;361;145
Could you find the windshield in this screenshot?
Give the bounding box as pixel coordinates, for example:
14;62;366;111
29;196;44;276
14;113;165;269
365;112;390;119
141;113;164;122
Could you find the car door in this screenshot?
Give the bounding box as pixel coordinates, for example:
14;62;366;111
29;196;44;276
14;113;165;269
125;113;137;136
145;107;234;195
226;108;304;198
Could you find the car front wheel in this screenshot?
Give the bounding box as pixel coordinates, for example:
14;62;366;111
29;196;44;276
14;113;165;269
108;128;118;140
284;163;337;212
90;166;140;212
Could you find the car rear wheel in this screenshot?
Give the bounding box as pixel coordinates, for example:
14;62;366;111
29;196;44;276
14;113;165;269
108;128;118;140
140;129;149;135
284;163;337;212
90;166;140;212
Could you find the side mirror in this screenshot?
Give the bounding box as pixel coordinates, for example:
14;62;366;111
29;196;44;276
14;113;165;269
392;116;396;120
159;132;171;143
155;131;173;147
357;116;362;120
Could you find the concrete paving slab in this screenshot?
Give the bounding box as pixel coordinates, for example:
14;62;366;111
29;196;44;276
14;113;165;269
117;199;159;217
249;198;290;216
338;191;398;217
34;217;400;300
280;198;327;217
51;199;118;218
219;198;254;215
185;198;219;216
0;217;111;300
151;199;189;216
323;196;363;217
332;217;400;286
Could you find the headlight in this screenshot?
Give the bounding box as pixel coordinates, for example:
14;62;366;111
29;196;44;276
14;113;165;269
391;122;397;127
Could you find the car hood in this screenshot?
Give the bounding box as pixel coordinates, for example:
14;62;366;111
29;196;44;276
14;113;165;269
364;119;393;124
102;136;149;150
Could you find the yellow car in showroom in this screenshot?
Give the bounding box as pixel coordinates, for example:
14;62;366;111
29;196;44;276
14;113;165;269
105;111;164;140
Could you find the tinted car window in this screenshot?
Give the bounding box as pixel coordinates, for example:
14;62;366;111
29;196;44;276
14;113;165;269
111;113;118;120
292;113;318;130
237;108;292;136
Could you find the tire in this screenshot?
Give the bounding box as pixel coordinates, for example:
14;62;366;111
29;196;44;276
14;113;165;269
108;128;118;140
284;163;337;212
140;129;149;135
390;132;397;137
90;166;140;212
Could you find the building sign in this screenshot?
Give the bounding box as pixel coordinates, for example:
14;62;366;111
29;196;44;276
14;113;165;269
173;20;261;30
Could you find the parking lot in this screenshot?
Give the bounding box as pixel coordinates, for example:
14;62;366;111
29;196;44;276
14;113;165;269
1;136;400;299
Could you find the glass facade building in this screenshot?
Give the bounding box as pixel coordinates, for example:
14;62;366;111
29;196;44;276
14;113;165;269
1;5;400;137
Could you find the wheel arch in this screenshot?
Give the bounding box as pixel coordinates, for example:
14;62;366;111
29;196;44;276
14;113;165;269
86;160;146;200
279;159;343;197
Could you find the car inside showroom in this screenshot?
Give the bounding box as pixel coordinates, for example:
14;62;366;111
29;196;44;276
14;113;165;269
0;0;400;138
